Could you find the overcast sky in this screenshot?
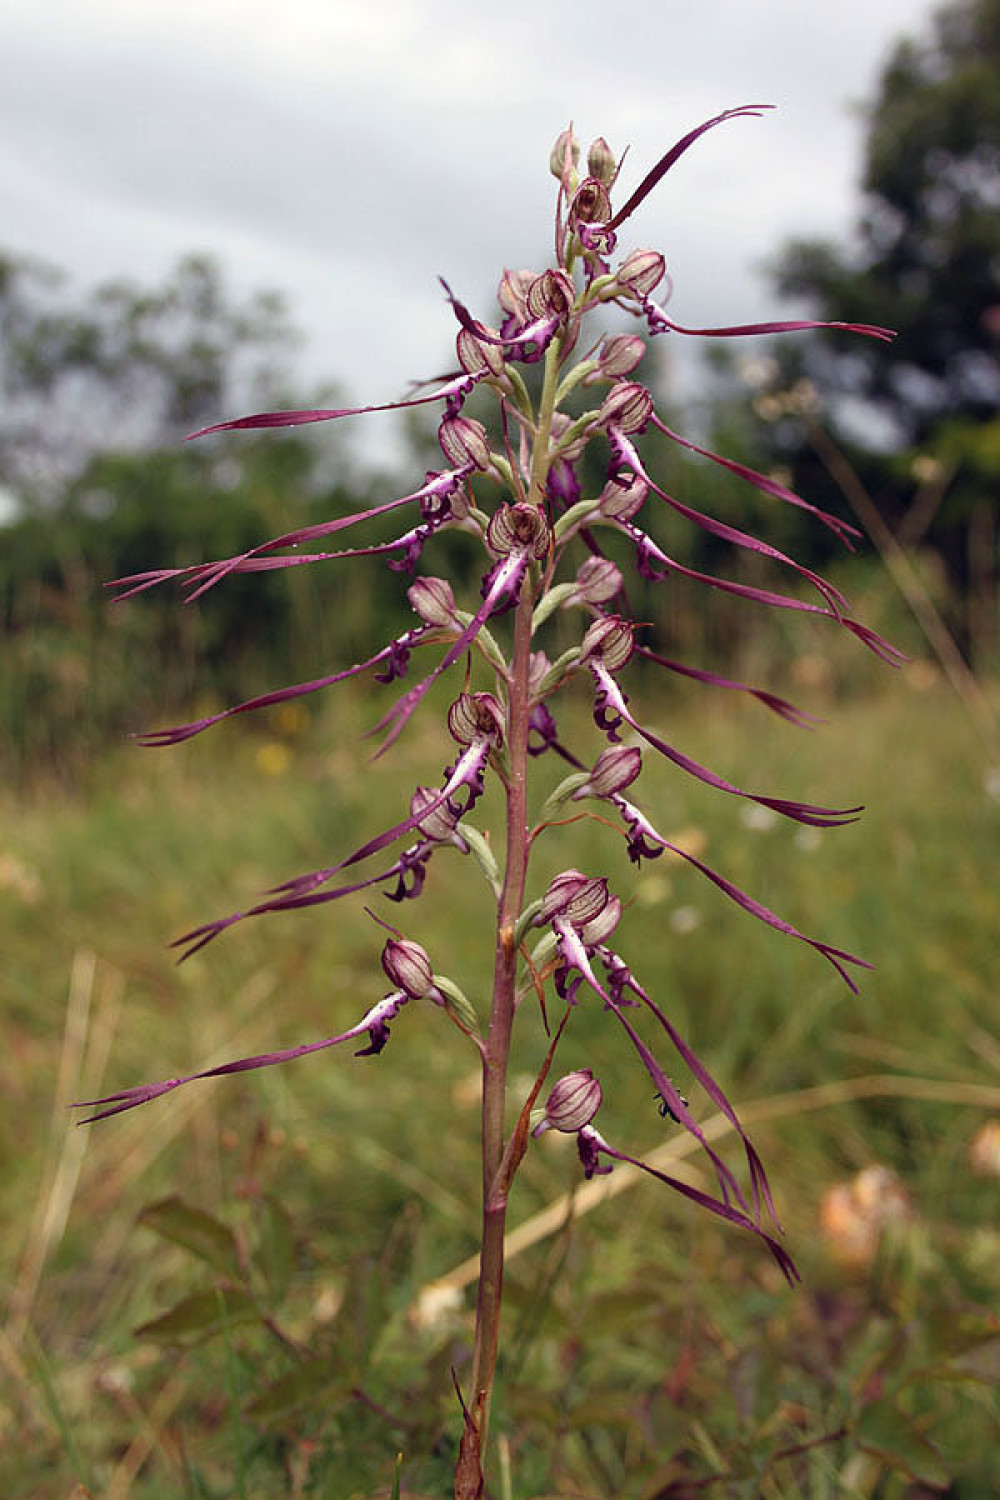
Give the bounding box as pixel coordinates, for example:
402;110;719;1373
3;0;939;464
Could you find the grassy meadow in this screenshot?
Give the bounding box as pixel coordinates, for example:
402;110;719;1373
2;645;999;1496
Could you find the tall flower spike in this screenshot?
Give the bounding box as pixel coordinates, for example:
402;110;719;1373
82;121;899;1496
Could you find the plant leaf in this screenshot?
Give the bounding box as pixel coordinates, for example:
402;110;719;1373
257;1195;297;1303
137;1195;245;1282
855;1400;949;1488
925;1305;1000;1357
135;1288;258;1345
245;1356;351;1423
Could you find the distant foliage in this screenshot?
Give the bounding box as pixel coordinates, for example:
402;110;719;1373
0;252;301;504
761;0;1000;663
0;255;393;778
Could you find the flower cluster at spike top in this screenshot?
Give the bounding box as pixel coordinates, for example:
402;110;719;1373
78;107;901;1285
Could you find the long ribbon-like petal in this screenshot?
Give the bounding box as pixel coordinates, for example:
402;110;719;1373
187;377;476;439
579;1128;799;1285
108;470;464;601
620;522;906;666
634;644;819;728
611;797;870;992
74;993;408;1122
605;106;774;231
173;846;434;961
589;662;862;827
136;626;436;746
173;737;492;959
650;415;859;546
552;921;751;1212
609;427;846;616
643;302;895;343
599;954;780;1229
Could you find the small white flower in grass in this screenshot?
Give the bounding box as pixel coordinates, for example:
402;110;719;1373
669;905;701;935
740;804;779;833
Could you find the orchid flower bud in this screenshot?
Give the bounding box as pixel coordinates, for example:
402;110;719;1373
487;502;550;559
580;615;635;670
497;268;536;323
533;1069;603;1136
456;326;506;378
549;411;588;462
597;334;645;379
549;128;580;182
539;870;610;928
527;269;575;324
408;576;459;628
578;894;621;946
448;691;505;747
439;416;492;471
578;745;643;798
381;938;435;1000
528;650;553;696
410;785;463;842
598;473;649;521
586;137;616;186
567;556;622;606
537;869;588;922
616;248;666;299
569;177;612;226
595;381;654;434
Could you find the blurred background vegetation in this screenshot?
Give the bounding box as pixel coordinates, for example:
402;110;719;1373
1;0;997;785
2;1;998;1495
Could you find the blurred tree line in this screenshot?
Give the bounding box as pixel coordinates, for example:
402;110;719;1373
2;0;996;783
0;255;414;777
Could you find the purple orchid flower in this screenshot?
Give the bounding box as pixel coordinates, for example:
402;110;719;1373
109;465;471;603
530;879;798;1279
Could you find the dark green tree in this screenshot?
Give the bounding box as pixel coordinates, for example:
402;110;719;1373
761;0;1000;663
775;0;999;442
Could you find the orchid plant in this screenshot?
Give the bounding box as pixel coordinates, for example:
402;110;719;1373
76;107;898;1497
